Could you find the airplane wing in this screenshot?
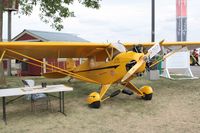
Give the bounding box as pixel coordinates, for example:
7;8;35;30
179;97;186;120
162;42;200;50
124;41;200;50
1;41;200;60
0;42;110;59
0;41;112;83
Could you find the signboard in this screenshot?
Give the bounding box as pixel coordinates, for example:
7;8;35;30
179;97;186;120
161;49;197;79
148;43;161;59
3;0;19;11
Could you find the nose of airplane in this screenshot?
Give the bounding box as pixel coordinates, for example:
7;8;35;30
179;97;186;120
121;55;146;82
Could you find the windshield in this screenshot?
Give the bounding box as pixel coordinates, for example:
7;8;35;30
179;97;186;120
112;42;127;53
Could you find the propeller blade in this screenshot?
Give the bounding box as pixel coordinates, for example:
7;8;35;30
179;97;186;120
121;41;163;83
121;57;145;82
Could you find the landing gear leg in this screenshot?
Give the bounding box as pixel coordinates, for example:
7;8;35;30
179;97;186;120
121;82;143;96
121;82;153;100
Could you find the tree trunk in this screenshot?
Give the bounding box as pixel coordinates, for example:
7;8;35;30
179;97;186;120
0;0;3;41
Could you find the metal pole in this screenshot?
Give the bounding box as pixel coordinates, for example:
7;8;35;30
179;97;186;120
149;0;155;79
151;0;155;42
8;11;11;41
7;10;12;76
0;0;3;42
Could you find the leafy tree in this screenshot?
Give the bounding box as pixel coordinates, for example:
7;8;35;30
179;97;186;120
0;0;3;41
0;0;101;41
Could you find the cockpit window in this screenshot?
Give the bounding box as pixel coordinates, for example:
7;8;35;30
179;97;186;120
112;42;127;53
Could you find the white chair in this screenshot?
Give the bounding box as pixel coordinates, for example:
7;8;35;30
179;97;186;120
23;79;35;87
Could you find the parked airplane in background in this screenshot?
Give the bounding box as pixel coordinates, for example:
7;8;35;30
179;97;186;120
0;41;200;108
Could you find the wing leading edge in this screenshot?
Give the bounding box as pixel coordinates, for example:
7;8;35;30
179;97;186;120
124;41;200;50
1;41;200;59
0;42;110;59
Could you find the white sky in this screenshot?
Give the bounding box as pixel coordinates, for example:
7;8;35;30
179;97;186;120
2;0;200;42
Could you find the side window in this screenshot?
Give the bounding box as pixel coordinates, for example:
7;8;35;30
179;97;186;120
22;62;28;71
89;57;96;68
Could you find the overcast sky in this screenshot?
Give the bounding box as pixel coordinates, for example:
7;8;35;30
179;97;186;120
2;0;200;43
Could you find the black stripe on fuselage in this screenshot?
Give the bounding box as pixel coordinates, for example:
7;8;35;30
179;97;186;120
75;65;120;73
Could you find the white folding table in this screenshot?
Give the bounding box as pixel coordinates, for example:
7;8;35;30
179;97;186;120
0;84;73;124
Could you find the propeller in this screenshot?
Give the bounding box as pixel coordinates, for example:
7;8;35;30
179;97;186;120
121;54;147;82
121;41;163;83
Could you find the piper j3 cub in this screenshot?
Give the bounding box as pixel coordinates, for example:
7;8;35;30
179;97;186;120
0;41;200;108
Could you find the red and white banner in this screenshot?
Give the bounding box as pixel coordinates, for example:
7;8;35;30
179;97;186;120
176;0;187;41
176;0;187;17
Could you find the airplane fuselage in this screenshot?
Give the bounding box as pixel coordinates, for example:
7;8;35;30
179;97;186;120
74;51;146;84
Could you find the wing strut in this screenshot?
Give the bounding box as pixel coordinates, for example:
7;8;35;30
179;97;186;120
5;49;99;84
0;50;6;62
149;46;185;68
6;54;76;79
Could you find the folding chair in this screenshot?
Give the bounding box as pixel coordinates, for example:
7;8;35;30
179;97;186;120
22;79;52;112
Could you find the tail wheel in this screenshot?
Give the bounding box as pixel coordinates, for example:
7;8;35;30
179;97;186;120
140;86;153;100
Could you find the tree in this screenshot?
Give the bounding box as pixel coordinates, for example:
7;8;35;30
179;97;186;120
0;0;101;41
0;0;3;41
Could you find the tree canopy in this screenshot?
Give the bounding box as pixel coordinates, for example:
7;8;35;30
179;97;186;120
0;0;101;41
19;0;101;31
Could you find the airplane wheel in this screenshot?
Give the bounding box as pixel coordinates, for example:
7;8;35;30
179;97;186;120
89;101;101;108
142;93;153;100
139;86;153;100
87;92;101;108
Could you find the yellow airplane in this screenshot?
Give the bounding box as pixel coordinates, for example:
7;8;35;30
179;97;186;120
0;41;200;108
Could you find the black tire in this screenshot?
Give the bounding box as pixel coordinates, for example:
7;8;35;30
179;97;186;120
142;93;153;100
89;101;101;108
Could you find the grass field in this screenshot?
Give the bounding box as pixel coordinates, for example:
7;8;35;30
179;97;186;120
0;76;200;133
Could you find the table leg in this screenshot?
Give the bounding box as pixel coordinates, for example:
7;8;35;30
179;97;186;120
59;92;66;116
2;97;7;125
59;92;62;112
62;92;65;114
31;94;33;112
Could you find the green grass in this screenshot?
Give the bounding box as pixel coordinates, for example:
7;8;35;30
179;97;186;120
0;76;200;133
